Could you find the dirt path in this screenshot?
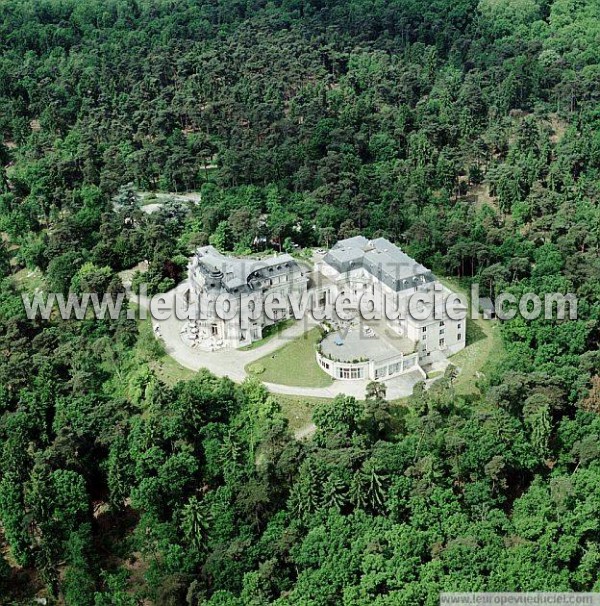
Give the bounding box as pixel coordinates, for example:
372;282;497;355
294;423;316;440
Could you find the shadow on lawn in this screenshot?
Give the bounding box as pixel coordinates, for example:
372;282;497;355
466;318;488;346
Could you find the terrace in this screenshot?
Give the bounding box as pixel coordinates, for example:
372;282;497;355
320;321;415;364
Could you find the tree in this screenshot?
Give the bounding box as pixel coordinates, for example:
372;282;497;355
581;376;600;414
209;221;234;252
321;473;348;511
365;381;392;439
46;251;85;294
0;240;10;277
313;395;364;446
70;262;117;294
350;464;387;513
0;0;599;600
181;496;211;554
112;183;141;218
365;381;387;402
478;0;541;37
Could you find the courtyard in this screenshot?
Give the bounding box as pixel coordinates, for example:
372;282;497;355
142;283;428;399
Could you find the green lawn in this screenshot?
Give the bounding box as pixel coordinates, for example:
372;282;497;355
12;267;46;294
438;276;505;396
149;357;196;385
246;327;333;388
136;315;196;385
274;393;324;434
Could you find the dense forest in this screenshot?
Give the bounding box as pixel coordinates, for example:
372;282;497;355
0;0;599;603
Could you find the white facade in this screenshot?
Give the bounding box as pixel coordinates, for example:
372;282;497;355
186;238;466;374
188;246;308;349
315;236;466;380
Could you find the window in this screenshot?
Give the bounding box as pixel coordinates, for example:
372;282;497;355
440;328;445;335
422;334;427;341
458;334;462;341
457;323;462;329
439;321;445;326
211;324;218;336
422;326;427;333
439;338;445;347
339;367;363;379
388;362;401;375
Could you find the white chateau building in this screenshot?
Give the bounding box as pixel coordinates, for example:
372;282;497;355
187;246;308;349
187;236;466;380
314;236;465;380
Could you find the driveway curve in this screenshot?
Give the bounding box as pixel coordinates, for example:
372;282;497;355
133;282;425;400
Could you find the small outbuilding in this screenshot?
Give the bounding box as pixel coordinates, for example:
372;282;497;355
479;297;496;320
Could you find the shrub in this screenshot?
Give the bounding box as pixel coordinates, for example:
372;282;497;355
248;363;266;375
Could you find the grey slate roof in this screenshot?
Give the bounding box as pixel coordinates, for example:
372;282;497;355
192;246;302;293
479;297;495;311
323;237;435;292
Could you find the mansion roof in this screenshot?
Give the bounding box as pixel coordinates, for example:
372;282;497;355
323;236;435;292
191;246;303;293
